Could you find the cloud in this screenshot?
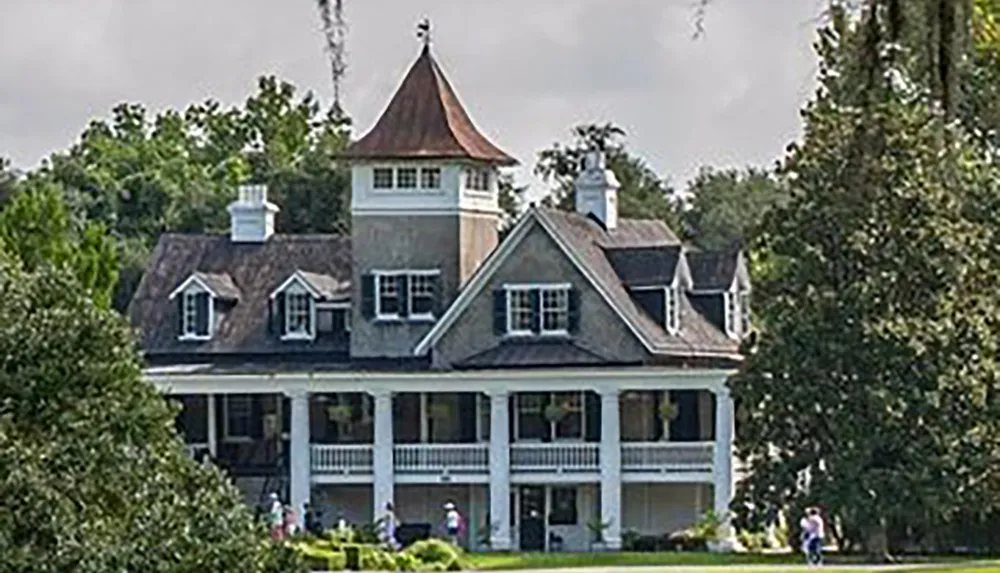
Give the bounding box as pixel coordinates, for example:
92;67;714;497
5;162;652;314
0;0;826;196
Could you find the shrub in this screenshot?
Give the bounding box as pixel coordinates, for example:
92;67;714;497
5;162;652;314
359;545;398;570
737;530;767;552
404;538;464;570
665;529;708;551
395;552;420;571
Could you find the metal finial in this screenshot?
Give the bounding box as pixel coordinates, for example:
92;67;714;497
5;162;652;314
417;17;431;47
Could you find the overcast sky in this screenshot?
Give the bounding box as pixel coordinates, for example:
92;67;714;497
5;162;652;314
0;0;827;195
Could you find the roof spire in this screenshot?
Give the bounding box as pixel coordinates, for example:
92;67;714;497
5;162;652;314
417;17;431;49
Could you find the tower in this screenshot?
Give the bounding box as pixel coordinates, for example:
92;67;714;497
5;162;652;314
342;39;518;358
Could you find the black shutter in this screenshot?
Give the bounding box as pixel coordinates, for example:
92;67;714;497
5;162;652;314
541;393;552;443
669;390;699;442
249;396;264;439
530;289;542;334
267;298;274;334
567;288;581;333
652;390;664;441
176;297;185;335
275;293;286;336
584;392;601;442
431;275;443;317
361;274;376;319
493;289;508;335
195;292;210;336
281;396;291;435
398;274;410;318
458;393;477;443
508;395;515;441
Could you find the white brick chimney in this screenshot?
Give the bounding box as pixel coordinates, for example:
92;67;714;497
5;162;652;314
574;149;620;230
227;184;279;242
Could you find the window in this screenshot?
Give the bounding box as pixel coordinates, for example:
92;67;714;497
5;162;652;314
317;307;350;336
409;273;436;318
516;392;585;441
541;288;569;333
507;289;534;335
397;167;417;189
285;292;312;338
516;393;548;440
552;392;583;439
180;290;210;339
504;285;572;336
373;168;393;189
666;286;680;334
466;168;490;191
420;167;441;189
724;292;739;338
739;291;751;335
549;487;578;525
376;274;401;318
224;395;252;441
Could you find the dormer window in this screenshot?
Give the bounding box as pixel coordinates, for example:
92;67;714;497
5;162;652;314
181;291;211;339
270;270;347;342
665;286;680;334
739;291;750;336
466;168;491;191
285;291;313;338
724;291;743;339
496;284;579;337
629;284;680;335
169;272;239;342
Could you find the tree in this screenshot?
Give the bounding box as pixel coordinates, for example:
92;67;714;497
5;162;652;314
0;253;304;572
731;8;1000;558
681;167;788;251
535;123;682;231
0;179;118;309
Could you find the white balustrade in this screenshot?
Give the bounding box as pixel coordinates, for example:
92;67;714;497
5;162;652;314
311;444;374;475
185;443;210;459
621;442;714;472
510;443;600;473
394;444;489;474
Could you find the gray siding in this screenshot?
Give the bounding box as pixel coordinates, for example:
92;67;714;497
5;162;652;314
433;220;649;368
351;212;498;357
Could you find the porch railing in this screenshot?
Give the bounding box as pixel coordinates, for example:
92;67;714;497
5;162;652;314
185;443;210;460
510;442;600;473
311;444;374;475
394;444;489;474
621;441;714;472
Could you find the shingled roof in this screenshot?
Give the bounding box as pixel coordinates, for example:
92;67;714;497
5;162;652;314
342;45;518;165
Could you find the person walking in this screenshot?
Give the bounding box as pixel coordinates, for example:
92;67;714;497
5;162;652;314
443;502;463;547
381;502;400;550
267;493;284;541
799;507;825;566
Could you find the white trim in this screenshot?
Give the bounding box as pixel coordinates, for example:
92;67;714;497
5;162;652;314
169;274;218;300
351;207;502;217
178;288;214;341
373;269;442;322
408;270;441;321
316;301;351;310
723;292;738;340
270;271;322;300
282;288;316;342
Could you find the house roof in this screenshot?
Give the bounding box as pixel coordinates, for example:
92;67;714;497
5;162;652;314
414;207;741;360
604;245;682;287
687;250;741;291
341;45;518;165
453;340;625;370
128;233;351;357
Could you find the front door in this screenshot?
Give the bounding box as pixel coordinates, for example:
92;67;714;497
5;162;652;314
519;486;546;551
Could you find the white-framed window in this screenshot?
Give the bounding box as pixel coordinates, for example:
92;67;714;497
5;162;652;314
515;391;585;441
409;272;436;319
373;167;394;189
665;286;680;334
506;288;535;335
376;274;402;319
465;167;491;191
540;288;569;334
179;289;211;340
724;291;739;339
420;167;441;189
397;167;417;189
284;292;313;338
223;395;252;441
739;291;750;335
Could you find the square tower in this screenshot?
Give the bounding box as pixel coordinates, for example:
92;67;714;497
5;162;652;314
342;44;518;358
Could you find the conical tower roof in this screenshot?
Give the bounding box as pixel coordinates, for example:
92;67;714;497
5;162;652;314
343;45;518;165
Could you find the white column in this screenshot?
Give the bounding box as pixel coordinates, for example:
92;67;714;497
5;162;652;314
372;390;395;521
712;384;735;549
599;388;622;550
488;390;511;551
419;392;429;443
288;389;311;527
206;393;217;458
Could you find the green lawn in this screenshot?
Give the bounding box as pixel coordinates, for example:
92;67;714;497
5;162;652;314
465;552;1000;572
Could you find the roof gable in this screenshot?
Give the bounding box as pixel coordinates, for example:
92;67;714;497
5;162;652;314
270;270;349;301
168;272;241;301
343;46;517;165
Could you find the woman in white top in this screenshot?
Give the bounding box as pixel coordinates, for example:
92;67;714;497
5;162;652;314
799;507;824;566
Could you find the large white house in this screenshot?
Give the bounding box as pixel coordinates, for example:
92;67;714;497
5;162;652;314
129;40;749;552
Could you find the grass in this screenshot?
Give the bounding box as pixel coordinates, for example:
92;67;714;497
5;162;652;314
465;551;1000;571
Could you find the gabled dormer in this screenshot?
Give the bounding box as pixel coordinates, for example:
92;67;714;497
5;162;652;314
270;270;350;342
168;272;241;341
687;250;750;340
605;245;686;336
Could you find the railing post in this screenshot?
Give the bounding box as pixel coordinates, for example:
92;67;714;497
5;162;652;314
599;388;622;550
488;390;511;550
372;390;395;522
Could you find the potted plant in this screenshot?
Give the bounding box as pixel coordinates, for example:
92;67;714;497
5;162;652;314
587;517;612;552
428;401;450;420
327;404;353;425
544;402;569;423
658;399;680;422
696;510;724;552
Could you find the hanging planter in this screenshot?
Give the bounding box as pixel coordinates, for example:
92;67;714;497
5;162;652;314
544;402;569;423
326;404;353;425
428;401;450;420
658;400;680;422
